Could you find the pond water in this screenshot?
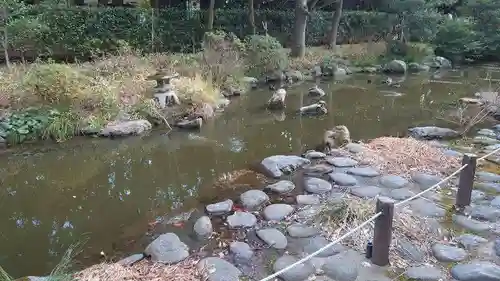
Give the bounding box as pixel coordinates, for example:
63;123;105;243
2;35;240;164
1;66;500;277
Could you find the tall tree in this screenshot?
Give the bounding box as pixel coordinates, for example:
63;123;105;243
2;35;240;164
326;0;343;49
207;0;215;30
248;0;256;34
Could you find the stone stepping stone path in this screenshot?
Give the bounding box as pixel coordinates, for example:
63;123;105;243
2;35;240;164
347;167;380;177
304;177;333;194
256;228;287;249
379;175;408;189
327;157;358;167
329;172;358;186
240;189;269;210
263;204;294;221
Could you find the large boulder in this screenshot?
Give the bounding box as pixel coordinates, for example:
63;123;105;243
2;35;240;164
99;119;152;137
260;155;310;178
383;60;407;74
408;126;459;140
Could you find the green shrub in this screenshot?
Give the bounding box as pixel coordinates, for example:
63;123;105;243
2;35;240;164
385;40;434;62
433;18;481;62
0;108;54;144
244;35;288;77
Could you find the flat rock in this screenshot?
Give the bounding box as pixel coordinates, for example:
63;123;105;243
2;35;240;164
263;204;294;221
287;224;320;238
347;167;380;177
304;177;333;194
379;175;408;189
408;126;459;140
227;211;257;228
240;189;269;210
295;205;322;220
495;239;500;256
267;180;295;193
261;155;310;178
345;143;364;153
256;228;288;249
349;186;381;198
410;198;445;218
304;150;326;159
206;199;233;215
396;238;425;262
476;182;500;193
289;236;346;257
478;129;497;138
303;163;334;176
144;233;189;264
386;187;414;200
466;205;500;221
412;173;442;189
296;194;320;205
492;196;500;207
405;265;443;281
329;172;358;186
322;251;360;281
473;136;500;145
197;257;241;281
477;171;500;182
229;241;253;260
117;253;144;266
193;216;213;237
327;157;358;167
273;255;315;281
457;234;488;250
99;119;152;137
472;190;487;202
432;243;467;262
453;214;491;232
451;261;500;281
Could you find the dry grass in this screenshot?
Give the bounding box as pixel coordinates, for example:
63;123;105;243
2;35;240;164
352;137;461;178
75;260;201;281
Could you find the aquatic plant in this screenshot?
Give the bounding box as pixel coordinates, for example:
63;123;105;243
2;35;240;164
0;108;53;144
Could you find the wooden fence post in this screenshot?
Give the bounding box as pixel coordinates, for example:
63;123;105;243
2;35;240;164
372;196;394;266
456;153;477;209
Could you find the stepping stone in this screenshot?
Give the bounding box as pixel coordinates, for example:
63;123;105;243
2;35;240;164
287;224;320;238
396;238;425;262
452;214;491;232
477;171;500;182
267;180;295;193
303;163;334;176
386;187;414;200
405;265;443;281
193;216;213;238
327;157;358;167
304;150;326;159
485;144;500;151
144;233;189;264
491;196;500;207
495;239;500;256
227;211;257;228
412;173;442;189
345;143;364;153
322;250;360;281
206;199;233;215
256;228;288;249
240;190;269;210
477;128;497;138
296;194;320;205
431;243;467;262
329;172;358;186
473;136;500;145
457;234;488;250
261;155;310;178
305;177;333;194
379;175;408;189
229;241;253;260
466;205;500;221
451;261;500;281
472;190;486;202
349;186;381;198
289;236;346;257
347;167;380;177
263;204;294;221
410;198;445;218
476;182;500;193
273;255;315;281
295;205;322;220
197;257;242;281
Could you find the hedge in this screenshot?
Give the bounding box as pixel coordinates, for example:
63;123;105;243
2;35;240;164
7;6;445;57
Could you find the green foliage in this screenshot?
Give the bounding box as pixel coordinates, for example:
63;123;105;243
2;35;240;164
385;40;434;62
0;108;55;144
244;35;288;77
42;110;80;142
434;18;481;62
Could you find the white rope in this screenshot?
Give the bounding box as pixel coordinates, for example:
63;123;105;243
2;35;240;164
478;146;500;161
258;212;383;281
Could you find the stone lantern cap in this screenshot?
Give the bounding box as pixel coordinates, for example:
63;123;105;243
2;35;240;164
147;71;180;83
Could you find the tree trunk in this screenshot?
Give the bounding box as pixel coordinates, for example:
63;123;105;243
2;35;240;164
291;0;308;58
207;0;215;30
326;0;343;49
112;0;124;6
248;0;256;34
2;7;9;68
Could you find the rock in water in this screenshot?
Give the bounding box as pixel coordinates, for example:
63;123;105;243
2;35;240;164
99;120;152;137
260;155;310;178
175;118;203;130
408;126;459;140
383;60;407;74
299;101;328;116
193;216;213;238
308;85;326;97
144;233;189;264
267;88;287;110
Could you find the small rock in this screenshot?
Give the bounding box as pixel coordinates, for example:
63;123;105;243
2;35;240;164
117;253;144;266
412;173;442;189
457;234;488;250
267;180;295;193
345;143;364;153
405;265;443;281
451;261;500;281
296;194;321;205
273;255;315;281
350;186;381;198
304;150;326;159
240;190;269;210
329;172;358;186
193;216;213;238
327;157;358;167
408;126;459;140
261;155;310;178
256;228;288;249
322;251;360;281
227;211;257;228
432;243;468;262
304;177;333;194
197;257;242;281
410;198;445;218
347;167;380;177
379;175;408;189
263;204;294;221
144;233;189;264
229;241;253;260
206;199;233;215
452;214;491;232
287;224;320;238
477;171;500;182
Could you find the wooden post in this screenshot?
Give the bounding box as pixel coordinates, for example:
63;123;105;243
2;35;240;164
372;196;394;266
456;153;477;209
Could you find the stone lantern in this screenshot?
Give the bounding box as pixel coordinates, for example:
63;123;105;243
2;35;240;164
148;72;180;109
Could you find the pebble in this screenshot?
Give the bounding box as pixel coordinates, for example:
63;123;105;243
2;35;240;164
296;194;320;205
206;199;233;215
379;175;408;189
322;250;360;281
431;243;467;262
144;233;189;264
412;173;442;189
347;167;380;177
229;241;253;260
287;224;320;238
329;172;358;186
304;150;326;159
227;211;257;228
273;255;315;281
256;228;288;249
267;180;296;193
405;265;443;281
197;257;242;281
452;214;491;232
410;198;445;218
477;171;500;182
345;143;364;153
304;177;333;194
451;261;500;281
240;189;269;210
349;186;381;198
457;234;488;250
193;216;213;238
263;204;294;221
327;157;358;167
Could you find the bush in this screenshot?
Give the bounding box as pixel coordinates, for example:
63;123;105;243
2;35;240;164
244;35;288;77
385;40;434;62
433;18;481;62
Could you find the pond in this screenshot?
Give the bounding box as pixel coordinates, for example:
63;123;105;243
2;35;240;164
1;66;499;277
